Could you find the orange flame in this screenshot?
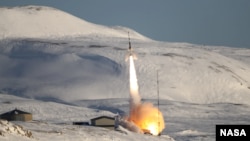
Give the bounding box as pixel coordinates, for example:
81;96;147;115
129;102;165;135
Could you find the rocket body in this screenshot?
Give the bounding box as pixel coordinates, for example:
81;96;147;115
125;43;137;61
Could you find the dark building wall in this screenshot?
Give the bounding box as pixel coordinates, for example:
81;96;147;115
0;114;32;121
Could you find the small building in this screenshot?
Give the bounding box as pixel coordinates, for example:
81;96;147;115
0;109;32;121
90;116;117;130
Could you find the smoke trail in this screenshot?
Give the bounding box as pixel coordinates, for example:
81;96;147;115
129;55;141;106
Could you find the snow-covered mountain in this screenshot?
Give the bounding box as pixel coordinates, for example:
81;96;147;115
0;5;148;40
1;5;250;141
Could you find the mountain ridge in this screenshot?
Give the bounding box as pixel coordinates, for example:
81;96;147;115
0;5;148;40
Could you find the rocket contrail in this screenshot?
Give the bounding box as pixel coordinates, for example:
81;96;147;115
129;55;141;106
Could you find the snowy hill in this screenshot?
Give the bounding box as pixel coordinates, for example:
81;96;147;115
0;5;250;141
0;37;250;105
0;5;148;40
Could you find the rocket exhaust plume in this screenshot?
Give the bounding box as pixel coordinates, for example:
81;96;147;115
125;33;165;135
129;55;141;106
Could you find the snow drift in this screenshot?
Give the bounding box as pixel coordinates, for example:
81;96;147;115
0;120;32;138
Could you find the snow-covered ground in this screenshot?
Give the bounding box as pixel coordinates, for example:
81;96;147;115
0;5;250;141
1;94;250;141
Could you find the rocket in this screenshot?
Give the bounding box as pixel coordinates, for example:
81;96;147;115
126;32;137;61
128;32;132;55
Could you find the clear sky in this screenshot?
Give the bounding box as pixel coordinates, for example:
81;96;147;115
0;0;250;48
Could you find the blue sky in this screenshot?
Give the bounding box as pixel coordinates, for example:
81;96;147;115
1;0;250;48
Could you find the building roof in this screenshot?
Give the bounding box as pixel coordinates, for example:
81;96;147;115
90;116;114;121
0;109;31;116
